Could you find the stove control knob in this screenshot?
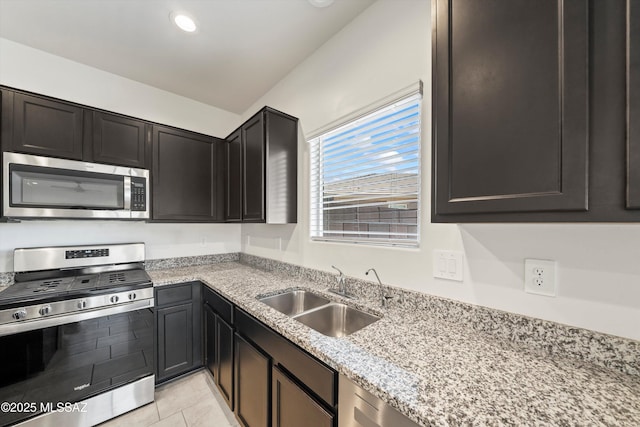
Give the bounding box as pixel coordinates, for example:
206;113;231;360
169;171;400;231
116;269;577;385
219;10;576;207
128;293;137;301
77;300;87;309
39;305;51;316
110;295;120;304
12;309;27;320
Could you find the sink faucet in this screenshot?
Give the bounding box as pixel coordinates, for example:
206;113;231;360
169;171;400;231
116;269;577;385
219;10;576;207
330;265;352;298
366;268;393;308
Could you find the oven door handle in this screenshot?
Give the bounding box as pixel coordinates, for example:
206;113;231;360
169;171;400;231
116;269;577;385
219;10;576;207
0;298;154;337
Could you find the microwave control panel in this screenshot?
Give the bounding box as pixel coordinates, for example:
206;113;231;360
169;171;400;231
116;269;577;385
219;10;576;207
131;177;147;211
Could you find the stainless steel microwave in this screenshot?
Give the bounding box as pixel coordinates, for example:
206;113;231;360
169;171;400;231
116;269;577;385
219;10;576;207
2;152;149;220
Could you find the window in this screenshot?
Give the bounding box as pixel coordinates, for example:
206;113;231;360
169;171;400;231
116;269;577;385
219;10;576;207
309;89;422;246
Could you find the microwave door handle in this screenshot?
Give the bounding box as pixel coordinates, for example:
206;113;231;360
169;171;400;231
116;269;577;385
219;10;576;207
124;176;132;211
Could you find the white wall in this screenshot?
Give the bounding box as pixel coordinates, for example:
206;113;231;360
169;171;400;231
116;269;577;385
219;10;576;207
0;38;240;136
240;0;640;340
0;221;240;272
0;38;242;268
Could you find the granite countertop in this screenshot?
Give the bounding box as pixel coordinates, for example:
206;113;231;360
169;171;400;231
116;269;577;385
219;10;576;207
149;261;640;427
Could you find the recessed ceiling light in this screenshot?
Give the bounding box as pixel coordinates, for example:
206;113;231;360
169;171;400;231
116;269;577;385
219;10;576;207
170;12;197;33
308;0;335;8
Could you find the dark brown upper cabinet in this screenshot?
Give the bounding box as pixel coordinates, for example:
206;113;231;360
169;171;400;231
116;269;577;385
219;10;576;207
152;125;224;222
225;107;298;224
433;0;588;218
628;0;640;209
3;90;84;160
433;0;638;222
226;129;243;222
1;87;150;168
243;113;266;222
91;111;150;168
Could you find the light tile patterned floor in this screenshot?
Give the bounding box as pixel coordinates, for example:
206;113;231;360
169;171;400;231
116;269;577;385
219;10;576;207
100;370;238;427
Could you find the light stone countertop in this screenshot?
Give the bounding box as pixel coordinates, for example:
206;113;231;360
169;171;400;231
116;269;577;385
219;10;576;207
149;261;640;427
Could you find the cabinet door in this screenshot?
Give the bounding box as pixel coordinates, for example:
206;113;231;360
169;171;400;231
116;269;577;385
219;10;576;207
156;303;194;381
152;125;219;221
92;111;149;168
213;136;226;222
204;304;217;378
1;90;11;155
272;366;334;427
628;0;640;209
217;315;234;409
433;0;588;218
235;333;270;427
242;113;266;222
191;283;202;368
226;128;243;221
9;92;84;160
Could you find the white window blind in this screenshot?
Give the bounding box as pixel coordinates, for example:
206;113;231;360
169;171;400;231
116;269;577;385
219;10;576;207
309;92;422;246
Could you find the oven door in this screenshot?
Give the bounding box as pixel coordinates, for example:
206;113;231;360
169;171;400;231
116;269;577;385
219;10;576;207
0;302;154;426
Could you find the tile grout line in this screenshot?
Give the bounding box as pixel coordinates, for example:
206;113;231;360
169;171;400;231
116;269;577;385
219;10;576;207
152;402;160;426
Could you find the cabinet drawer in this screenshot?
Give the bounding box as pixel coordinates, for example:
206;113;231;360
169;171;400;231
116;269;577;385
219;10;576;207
235;308;336;408
203;286;233;324
156;282;195;306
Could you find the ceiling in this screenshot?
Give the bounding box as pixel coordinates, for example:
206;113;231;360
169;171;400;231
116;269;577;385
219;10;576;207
0;0;376;114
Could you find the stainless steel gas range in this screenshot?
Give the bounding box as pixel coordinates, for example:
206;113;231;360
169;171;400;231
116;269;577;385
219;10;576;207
0;243;155;427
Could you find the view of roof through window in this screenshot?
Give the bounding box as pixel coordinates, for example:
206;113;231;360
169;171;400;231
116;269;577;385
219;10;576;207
310;92;422;246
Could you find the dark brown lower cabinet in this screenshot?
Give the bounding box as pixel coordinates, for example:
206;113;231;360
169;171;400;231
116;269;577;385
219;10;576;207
156;303;194;381
216;314;234;406
206;298;337;427
155;282;202;384
204;286;235;408
234;333;270;427
205;306;234;405
205;304;216;376
233;308;337;427
272;366;334;427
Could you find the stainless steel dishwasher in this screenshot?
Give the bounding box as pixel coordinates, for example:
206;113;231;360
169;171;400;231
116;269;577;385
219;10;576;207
339;375;420;427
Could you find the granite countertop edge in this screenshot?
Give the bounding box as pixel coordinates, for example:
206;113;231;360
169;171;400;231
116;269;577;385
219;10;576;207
149;262;640;427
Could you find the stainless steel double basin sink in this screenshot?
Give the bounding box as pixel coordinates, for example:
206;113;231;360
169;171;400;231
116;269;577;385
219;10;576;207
258;290;380;337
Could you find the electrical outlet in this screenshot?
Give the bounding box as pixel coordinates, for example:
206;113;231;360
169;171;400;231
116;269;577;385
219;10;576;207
524;259;557;296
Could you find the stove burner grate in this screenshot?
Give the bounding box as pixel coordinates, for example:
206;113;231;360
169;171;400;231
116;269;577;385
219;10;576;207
31;279;64;293
33;286;59;293
107;272;126;284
